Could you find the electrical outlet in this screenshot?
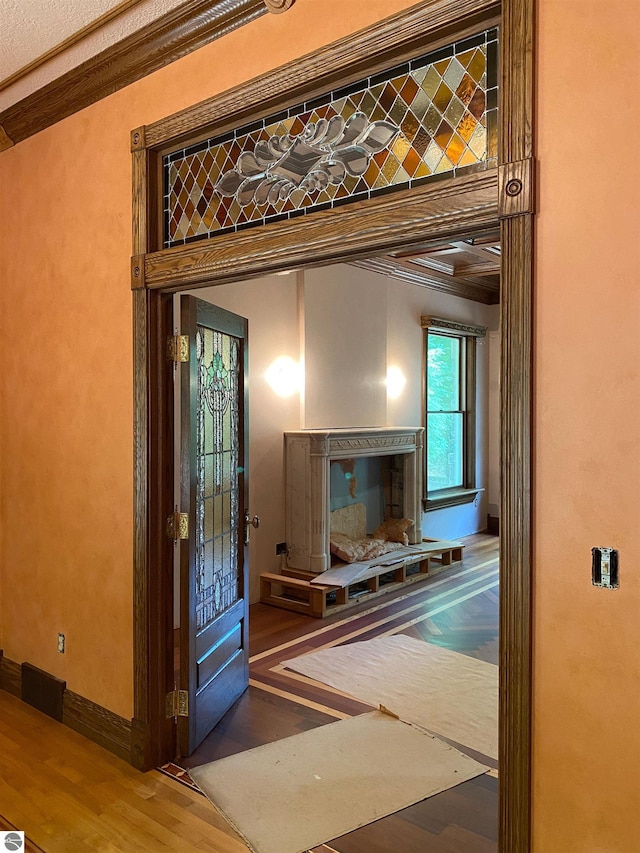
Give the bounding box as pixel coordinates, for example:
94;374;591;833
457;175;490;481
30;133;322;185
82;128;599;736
275;542;287;556
57;633;65;653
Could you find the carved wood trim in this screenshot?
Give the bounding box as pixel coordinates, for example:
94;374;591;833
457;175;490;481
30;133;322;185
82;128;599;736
501;0;534;164
421;316;487;336
131;285;176;770
131;125;146;152
145;0;500;149
264;0;295;12
499;212;533;853
499;1;535;848
131;288;150;768
0;123;14;152
131;256;146;290
499;158;534;218
144;170;499;290
0;0;267;148
0;0;146;95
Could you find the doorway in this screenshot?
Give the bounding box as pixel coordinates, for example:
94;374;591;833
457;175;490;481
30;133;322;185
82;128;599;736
166;244;501;848
131;4;534;850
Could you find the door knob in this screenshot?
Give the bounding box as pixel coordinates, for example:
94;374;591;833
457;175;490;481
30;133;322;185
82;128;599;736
244;510;260;544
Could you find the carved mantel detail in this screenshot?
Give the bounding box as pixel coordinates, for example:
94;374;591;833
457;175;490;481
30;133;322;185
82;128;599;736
329;435;417;453
309;435;330;456
307;430;419;459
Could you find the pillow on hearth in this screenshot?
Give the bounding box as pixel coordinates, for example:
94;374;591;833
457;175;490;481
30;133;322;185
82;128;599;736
372;517;414;546
329;532;390;563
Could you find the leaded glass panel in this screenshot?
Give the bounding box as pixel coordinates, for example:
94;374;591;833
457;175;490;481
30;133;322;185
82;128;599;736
163;29;498;248
195;325;240;630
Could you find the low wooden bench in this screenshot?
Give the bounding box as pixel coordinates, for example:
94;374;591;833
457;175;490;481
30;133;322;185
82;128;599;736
260;539;463;618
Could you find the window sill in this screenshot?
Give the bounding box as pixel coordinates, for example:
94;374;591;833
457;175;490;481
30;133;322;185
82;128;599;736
423;488;482;512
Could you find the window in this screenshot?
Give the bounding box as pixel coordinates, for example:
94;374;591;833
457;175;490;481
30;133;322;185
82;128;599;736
422;316;486;510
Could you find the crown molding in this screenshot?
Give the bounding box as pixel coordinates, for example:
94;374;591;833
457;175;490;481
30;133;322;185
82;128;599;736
0;0;146;96
0;0;266;150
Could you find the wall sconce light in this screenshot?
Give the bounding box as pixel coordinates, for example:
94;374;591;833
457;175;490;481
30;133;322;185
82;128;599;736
265;356;302;397
386;366;406;399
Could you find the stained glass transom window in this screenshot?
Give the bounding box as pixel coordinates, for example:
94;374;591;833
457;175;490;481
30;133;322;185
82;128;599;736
195;325;241;630
163;29;497;248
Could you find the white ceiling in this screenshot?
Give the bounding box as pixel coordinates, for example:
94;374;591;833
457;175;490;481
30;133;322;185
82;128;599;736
0;0;125;80
0;0;187;110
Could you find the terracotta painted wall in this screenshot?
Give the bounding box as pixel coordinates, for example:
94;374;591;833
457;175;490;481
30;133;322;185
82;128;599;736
0;1;417;720
1;3;637;848
534;1;640;850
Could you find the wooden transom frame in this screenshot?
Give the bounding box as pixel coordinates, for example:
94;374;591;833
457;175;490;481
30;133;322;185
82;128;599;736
130;2;534;852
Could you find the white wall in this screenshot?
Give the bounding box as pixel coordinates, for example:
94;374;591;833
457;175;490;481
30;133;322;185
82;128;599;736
190;263;500;603
302;265;388;428
384;275;499;539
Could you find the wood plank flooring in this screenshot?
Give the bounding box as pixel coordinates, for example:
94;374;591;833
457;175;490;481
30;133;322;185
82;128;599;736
184;532;499;853
0;691;246;852
0;533;498;852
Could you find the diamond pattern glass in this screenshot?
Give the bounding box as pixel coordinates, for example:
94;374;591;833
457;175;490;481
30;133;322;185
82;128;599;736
195;326;240;630
163;29;498;248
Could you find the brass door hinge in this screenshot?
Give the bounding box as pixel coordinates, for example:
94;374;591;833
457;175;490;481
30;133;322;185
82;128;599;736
165;689;189;719
166;512;189;540
167;334;189;363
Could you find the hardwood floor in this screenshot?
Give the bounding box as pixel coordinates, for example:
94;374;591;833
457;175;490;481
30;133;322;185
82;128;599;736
0;533;498;852
184;532;499;852
0;690;246;852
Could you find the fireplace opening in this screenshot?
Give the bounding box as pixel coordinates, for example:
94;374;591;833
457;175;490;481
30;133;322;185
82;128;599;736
329;454;406;535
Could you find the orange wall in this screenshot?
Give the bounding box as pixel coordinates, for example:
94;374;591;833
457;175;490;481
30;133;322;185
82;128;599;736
1;3;639;847
0;2;416;720
534;1;640;850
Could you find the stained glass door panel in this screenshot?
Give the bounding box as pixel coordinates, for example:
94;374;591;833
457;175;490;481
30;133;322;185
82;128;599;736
179;296;249;755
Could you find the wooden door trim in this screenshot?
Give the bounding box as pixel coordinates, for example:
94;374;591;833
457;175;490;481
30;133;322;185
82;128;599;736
498;1;534;849
142;170;499;291
132;4;535;852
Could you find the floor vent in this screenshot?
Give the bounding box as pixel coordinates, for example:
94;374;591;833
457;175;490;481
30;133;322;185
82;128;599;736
21;662;65;722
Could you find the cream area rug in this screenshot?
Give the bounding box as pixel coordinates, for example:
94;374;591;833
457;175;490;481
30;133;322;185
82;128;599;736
190;710;487;853
283;635;498;761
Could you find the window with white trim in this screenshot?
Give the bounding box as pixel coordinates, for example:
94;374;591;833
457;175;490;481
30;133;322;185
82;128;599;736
422;316;486;510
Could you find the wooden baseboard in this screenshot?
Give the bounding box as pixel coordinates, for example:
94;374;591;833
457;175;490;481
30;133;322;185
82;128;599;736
0;654;132;764
63;690;132;764
0;654;22;697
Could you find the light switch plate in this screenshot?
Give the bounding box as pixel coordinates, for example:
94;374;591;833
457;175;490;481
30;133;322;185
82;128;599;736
592;547;619;589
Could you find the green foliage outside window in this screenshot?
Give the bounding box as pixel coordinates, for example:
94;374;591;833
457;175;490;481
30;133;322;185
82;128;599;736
427;333;464;491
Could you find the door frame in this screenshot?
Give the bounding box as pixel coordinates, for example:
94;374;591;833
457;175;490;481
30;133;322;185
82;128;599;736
130;2;534;851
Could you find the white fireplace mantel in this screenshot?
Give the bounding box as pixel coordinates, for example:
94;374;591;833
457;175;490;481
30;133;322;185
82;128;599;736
284;427;424;573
